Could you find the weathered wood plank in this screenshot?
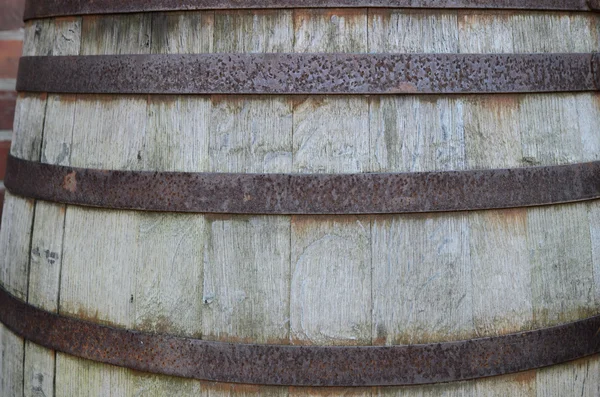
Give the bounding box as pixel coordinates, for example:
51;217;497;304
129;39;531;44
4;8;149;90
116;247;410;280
586;94;600;330
290;215;371;346
535;356;600;397
0;17;54;397
0;323;25;397
5;10;599;396
289;10;371;397
55;13;151;397
457;11;514;53
375;372;536;396
201;9;294;397
511;12;598;53
508;12;597;397
151;11;214;55
369;14;468;371
290;7;371;347
459;13;533;343
369;1;470;350
24;17;81;397
369;9;458;53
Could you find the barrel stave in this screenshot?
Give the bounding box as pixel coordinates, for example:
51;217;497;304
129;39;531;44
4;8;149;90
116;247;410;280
0;7;599;397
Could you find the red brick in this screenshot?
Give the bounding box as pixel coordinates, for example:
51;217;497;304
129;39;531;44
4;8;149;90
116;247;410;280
0;140;10;181
0;0;25;31
0;187;4;225
0;40;22;79
0;91;17;130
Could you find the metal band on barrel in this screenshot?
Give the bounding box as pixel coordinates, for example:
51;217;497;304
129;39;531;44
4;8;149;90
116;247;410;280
16;53;600;95
0;286;598;386
23;0;600;20
6;155;600;215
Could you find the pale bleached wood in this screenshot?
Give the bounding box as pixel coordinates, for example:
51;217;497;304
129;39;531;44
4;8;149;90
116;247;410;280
369;15;469;375
55;14;151;397
290;216;371;345
24;18;82;397
203;7;293;344
139;8;211;340
376;372;537;397
369;6;472;349
512;25;595;326
585;94;600;324
508;13;598;397
201;383;289;397
461;95;534;394
22;19;55;56
292;387;374;397
289;11;372;397
0;95;45;300
201;10;293;397
535;356;600;397
0;324;25;397
151;11;214;55
7;10;600;397
511;12;598;53
214;9;293;53
290;9;371;351
369;96;464;173
369;10;458;53
0;18;54;397
459;14;534;346
457;11;514;53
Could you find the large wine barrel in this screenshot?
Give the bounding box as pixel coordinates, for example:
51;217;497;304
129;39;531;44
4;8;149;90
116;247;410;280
1;2;600;396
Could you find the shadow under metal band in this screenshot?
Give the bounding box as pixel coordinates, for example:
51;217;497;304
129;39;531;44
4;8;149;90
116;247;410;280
17;53;600;95
5;155;600;215
23;0;600;20
0;286;598;386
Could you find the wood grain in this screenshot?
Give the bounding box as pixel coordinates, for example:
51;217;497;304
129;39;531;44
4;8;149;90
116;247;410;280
0;18;54;397
24;17;81;397
203;10;293;397
369;3;472;377
290;8;371;348
289;10;372;397
1;9;598;396
55;14;149;397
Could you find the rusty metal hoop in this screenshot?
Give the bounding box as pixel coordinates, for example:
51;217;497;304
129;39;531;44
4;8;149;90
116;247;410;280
23;0;600;20
5;155;600;215
16;53;600;95
1;286;598;387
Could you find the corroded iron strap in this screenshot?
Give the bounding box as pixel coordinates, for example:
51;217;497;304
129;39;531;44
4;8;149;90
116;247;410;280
0;286;599;386
23;0;600;20
16;53;600;95
5;155;600;215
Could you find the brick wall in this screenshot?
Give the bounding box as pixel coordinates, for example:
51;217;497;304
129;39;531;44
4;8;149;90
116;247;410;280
0;0;24;220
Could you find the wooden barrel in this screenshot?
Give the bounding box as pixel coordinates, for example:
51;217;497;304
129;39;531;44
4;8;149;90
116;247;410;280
1;2;600;396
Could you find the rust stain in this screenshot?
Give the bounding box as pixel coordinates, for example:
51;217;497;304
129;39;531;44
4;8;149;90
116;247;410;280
204;213;252;222
592;93;600;111
136;314;202;339
203;331;289;346
290;386;373;396
62;171;77;193
73;307;122;329
76;93;146;104
485;208;528;230
203;381;270;395
511;369;536;385
291;215;368;235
